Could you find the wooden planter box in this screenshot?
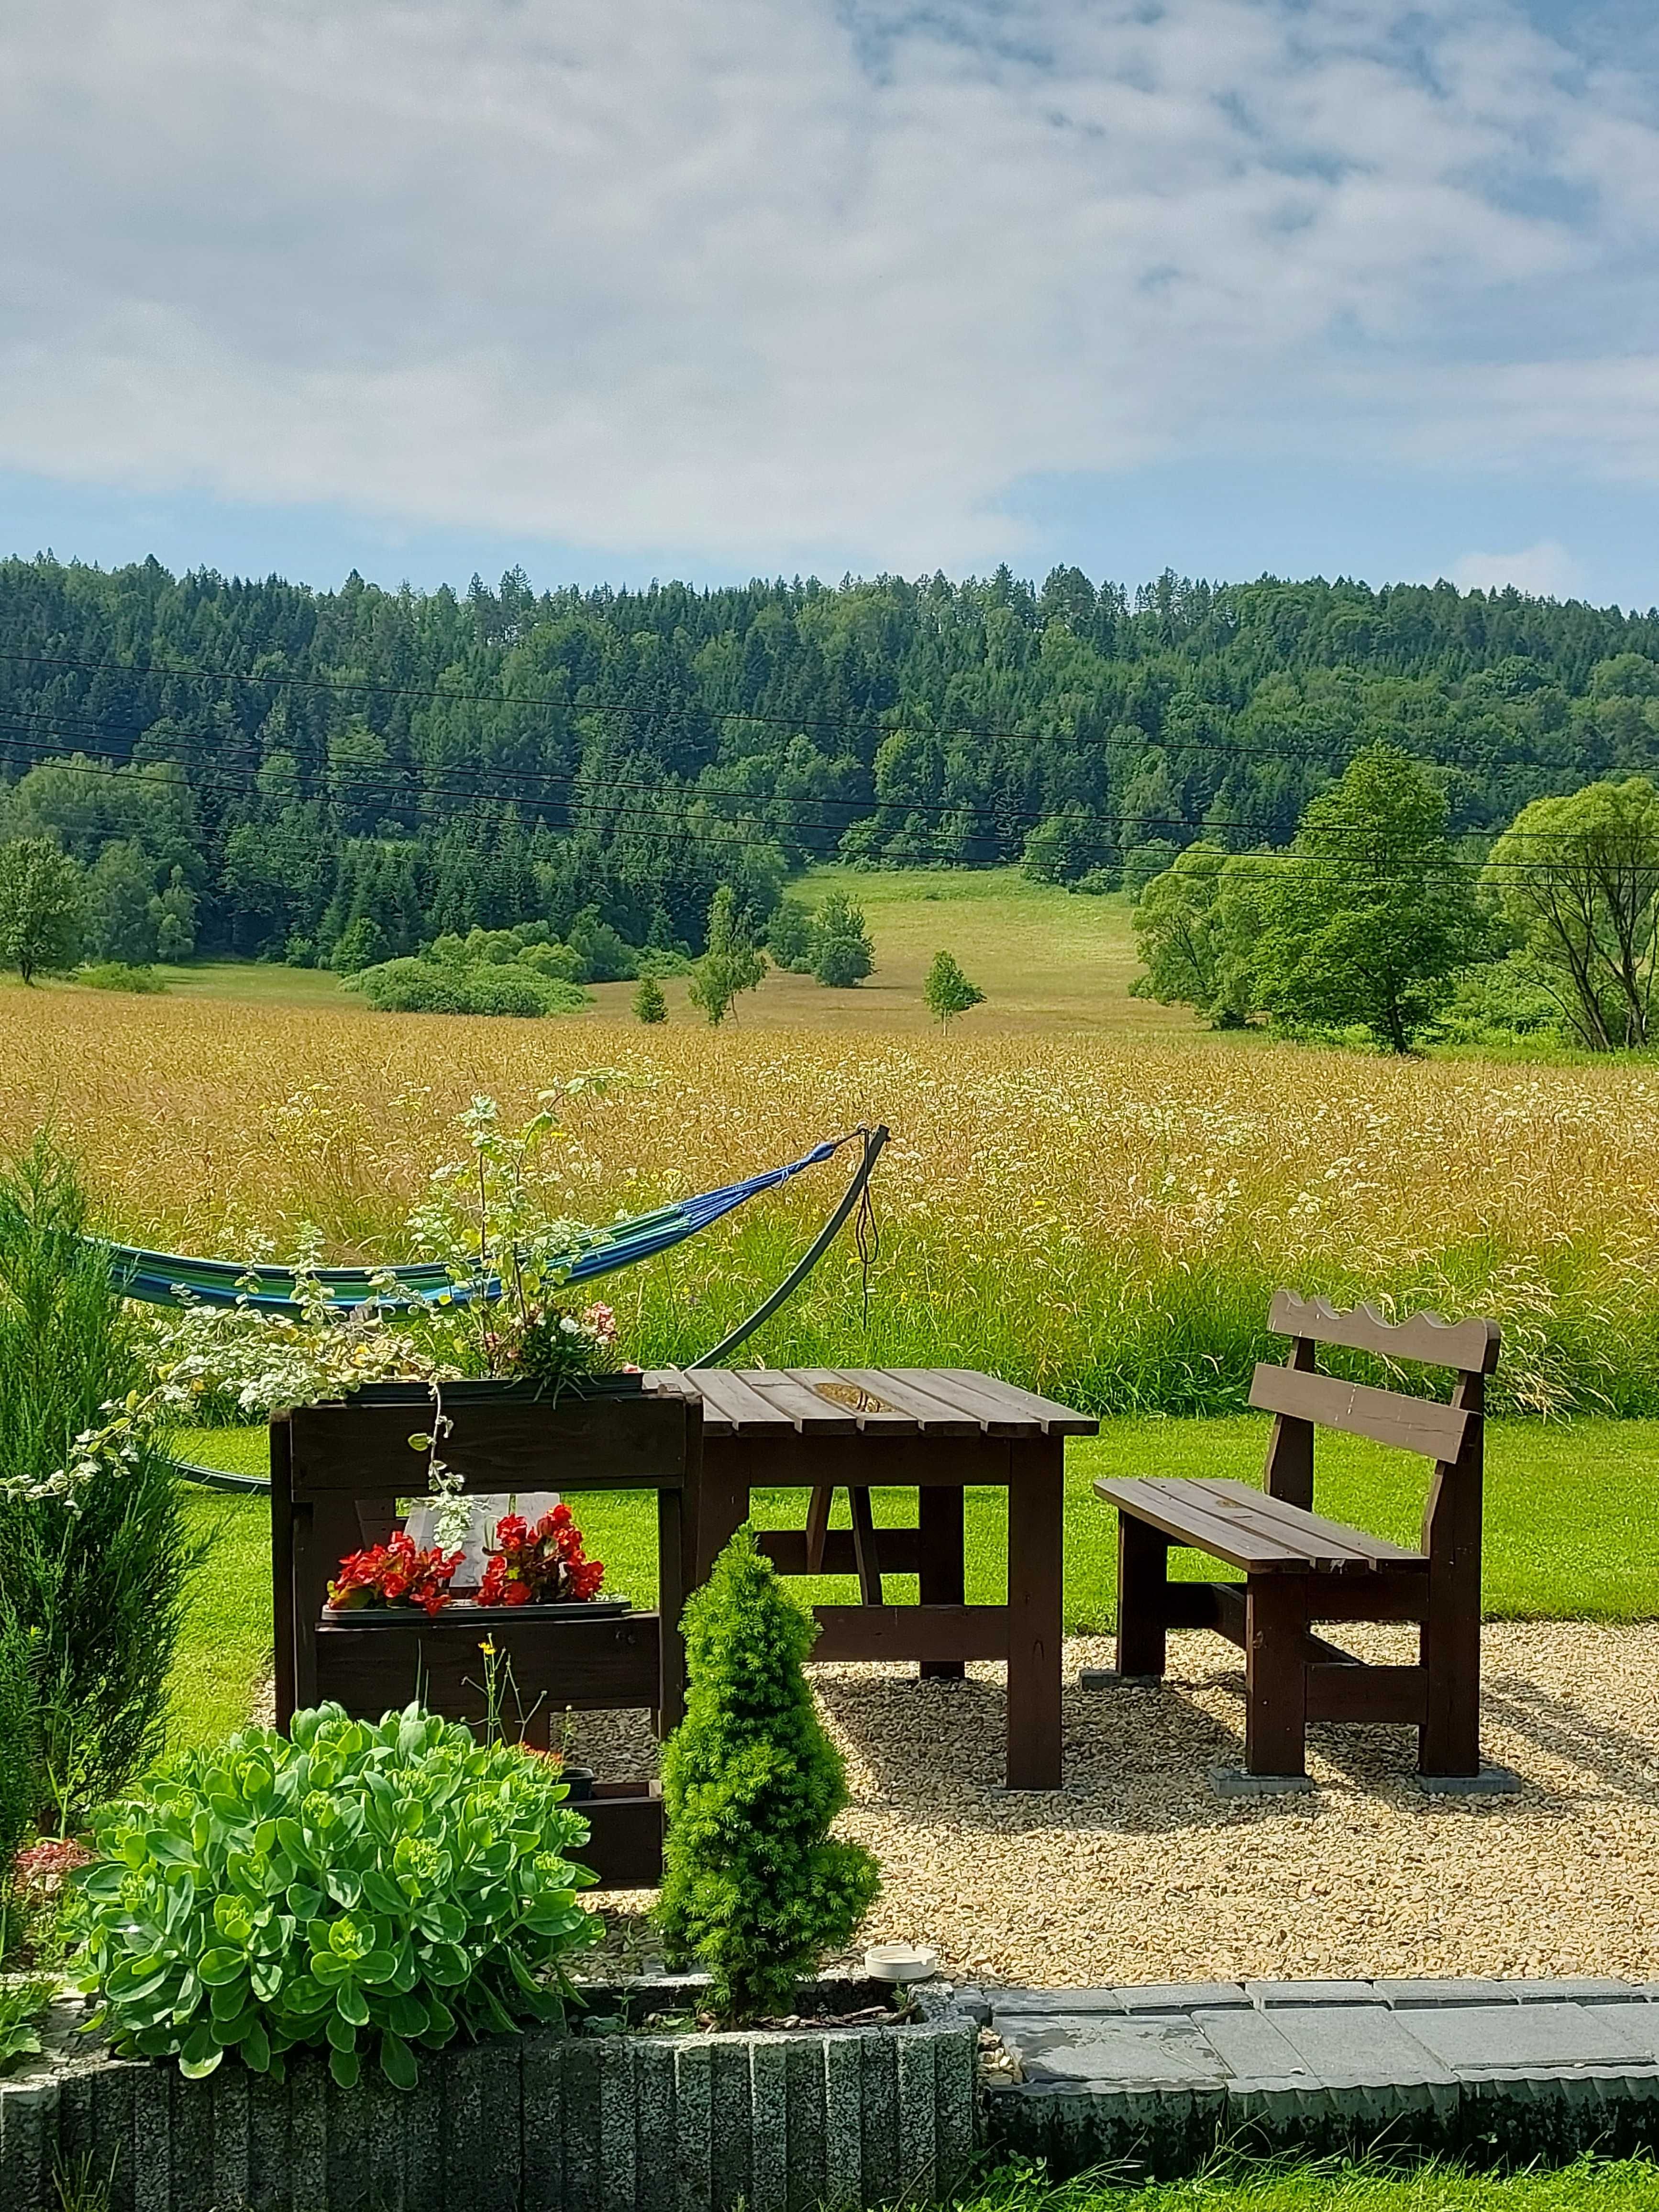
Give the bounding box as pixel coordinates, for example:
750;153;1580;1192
273;1393;699;1891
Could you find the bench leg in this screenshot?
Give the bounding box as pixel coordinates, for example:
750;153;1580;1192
1419;1579;1481;1778
1244;1575;1309;1779
1115;1515;1171;1680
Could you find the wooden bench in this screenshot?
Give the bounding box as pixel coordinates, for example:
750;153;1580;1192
1093;1291;1510;1792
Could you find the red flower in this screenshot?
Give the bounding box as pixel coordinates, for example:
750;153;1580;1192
475;1505;605;1607
328;1531;462;1614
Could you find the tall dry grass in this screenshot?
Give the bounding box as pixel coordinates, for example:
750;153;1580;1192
5;987;1658;1416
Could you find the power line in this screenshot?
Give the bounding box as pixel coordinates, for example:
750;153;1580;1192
0;721;1633;879
0;713;1621;856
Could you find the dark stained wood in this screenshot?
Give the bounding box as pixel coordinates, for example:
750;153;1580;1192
1097;1293;1499;1784
1264;1334;1317;1511
834;1370;981;1434
918;1486;966;1682
1116;1513;1171;1678
1250;1363;1470;1462
275;1393;695;1885
847;1485;884;1604
757;1527;921;1578
1270;1290;1502;1376
788;1371;922;1431
1244;1575;1309;1777
1005;1436;1065;1790
929;1369;1103;1436
670;1367;1095;1790
810;1605;1010;1664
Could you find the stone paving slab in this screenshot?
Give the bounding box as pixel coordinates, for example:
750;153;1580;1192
985;1978;1659;2179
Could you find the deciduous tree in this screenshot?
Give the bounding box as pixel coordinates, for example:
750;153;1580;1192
0;839;85;984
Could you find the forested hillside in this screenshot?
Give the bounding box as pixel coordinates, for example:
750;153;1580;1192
3;553;1659;961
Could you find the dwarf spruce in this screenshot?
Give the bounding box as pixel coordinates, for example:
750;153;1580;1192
658;1527;880;2023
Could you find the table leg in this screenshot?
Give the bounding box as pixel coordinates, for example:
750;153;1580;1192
1005;1438;1064;1789
692;1438;751;1582
918;1485;965;1681
656;1487;686;1736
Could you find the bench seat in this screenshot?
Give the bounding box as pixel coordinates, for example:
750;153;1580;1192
1094;1476;1427;1576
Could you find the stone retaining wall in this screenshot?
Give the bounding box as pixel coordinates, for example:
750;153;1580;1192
0;1984;979;2212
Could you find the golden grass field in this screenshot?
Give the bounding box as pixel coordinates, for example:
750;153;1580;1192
6;969;1659;1416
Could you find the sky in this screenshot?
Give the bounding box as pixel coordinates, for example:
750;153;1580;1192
2;0;1658;606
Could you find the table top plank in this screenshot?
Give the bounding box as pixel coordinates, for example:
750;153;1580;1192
929;1368;1101;1436
783;1370;921;1431
675;1368;796;1436
738;1369;862;1434
827;1370;983;1434
869;1368;1027;1435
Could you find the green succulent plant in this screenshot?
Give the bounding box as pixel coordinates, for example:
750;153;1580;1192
70;1703;597;2088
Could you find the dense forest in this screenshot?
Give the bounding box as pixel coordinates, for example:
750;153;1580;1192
3;553;1659;962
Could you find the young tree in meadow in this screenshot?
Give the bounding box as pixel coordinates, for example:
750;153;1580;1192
1482;776;1659;1049
1251;743;1490;1053
688;886;766;1025
0;838;85;984
88;841;160;965
1130;841;1230;1022
810;891;874;986
923;950;984;1024
632;973;668;1024
764;896;815;973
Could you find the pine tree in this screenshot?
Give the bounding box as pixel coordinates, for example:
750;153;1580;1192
632;974;668;1024
657;1529;880;2023
923;950;985;1024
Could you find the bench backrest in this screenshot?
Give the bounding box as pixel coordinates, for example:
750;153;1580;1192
1251;1291;1501;1563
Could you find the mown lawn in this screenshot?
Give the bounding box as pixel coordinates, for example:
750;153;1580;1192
952;2161;1659;2212
168;1414;1659;1752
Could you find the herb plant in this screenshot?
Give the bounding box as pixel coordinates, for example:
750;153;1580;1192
71;1703;599;2088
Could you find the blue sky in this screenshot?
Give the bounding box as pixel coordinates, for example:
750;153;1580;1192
3;1;1658;607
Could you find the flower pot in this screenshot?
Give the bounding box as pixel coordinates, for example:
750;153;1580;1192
321;1598;633;1627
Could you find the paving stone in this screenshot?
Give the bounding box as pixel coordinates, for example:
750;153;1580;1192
1404;2002;1656;2074
990;1988;1127;2016
1246;1980;1385;2009
1189;2008;1315;2086
1113;1983;1250;2013
999;2013;1228;2089
1264;2005;1459;2089
1373;1979;1521;2008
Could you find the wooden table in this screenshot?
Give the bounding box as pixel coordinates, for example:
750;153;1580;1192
647;1367;1097;1790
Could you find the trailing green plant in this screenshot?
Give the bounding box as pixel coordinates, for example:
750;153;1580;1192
0;1135;198;1812
69;1703;599;2089
657;1526;879;2024
0;1973;54;2072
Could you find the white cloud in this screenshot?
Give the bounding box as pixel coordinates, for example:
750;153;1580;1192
0;1;1656;565
1450;540;1583;597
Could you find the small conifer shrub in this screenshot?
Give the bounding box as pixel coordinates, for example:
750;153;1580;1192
657;1528;879;2022
632;974;668;1024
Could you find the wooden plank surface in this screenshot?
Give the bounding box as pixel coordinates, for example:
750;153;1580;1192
931;1368;1100;1436
831;1370;981;1434
680;1367;796;1436
1270;1291;1501;1376
1096;1476;1319;1571
1250;1362;1470;1462
876;1370;1028;1436
809;1604;1010;1663
785;1370;920;1431
1191;1478;1425;1565
737;1369;861;1433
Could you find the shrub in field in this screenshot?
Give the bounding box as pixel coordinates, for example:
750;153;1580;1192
78;961;167;994
632;974;668;1024
658;1528;879;2023
347;957;591;1017
71;1703;599;2088
0;1136;196;1812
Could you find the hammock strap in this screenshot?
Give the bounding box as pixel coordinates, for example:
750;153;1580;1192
690;1124;888;1369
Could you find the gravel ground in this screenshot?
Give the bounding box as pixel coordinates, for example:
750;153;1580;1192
572;1624;1659;1988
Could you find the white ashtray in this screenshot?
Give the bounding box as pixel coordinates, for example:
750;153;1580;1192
864;1943;939;1984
